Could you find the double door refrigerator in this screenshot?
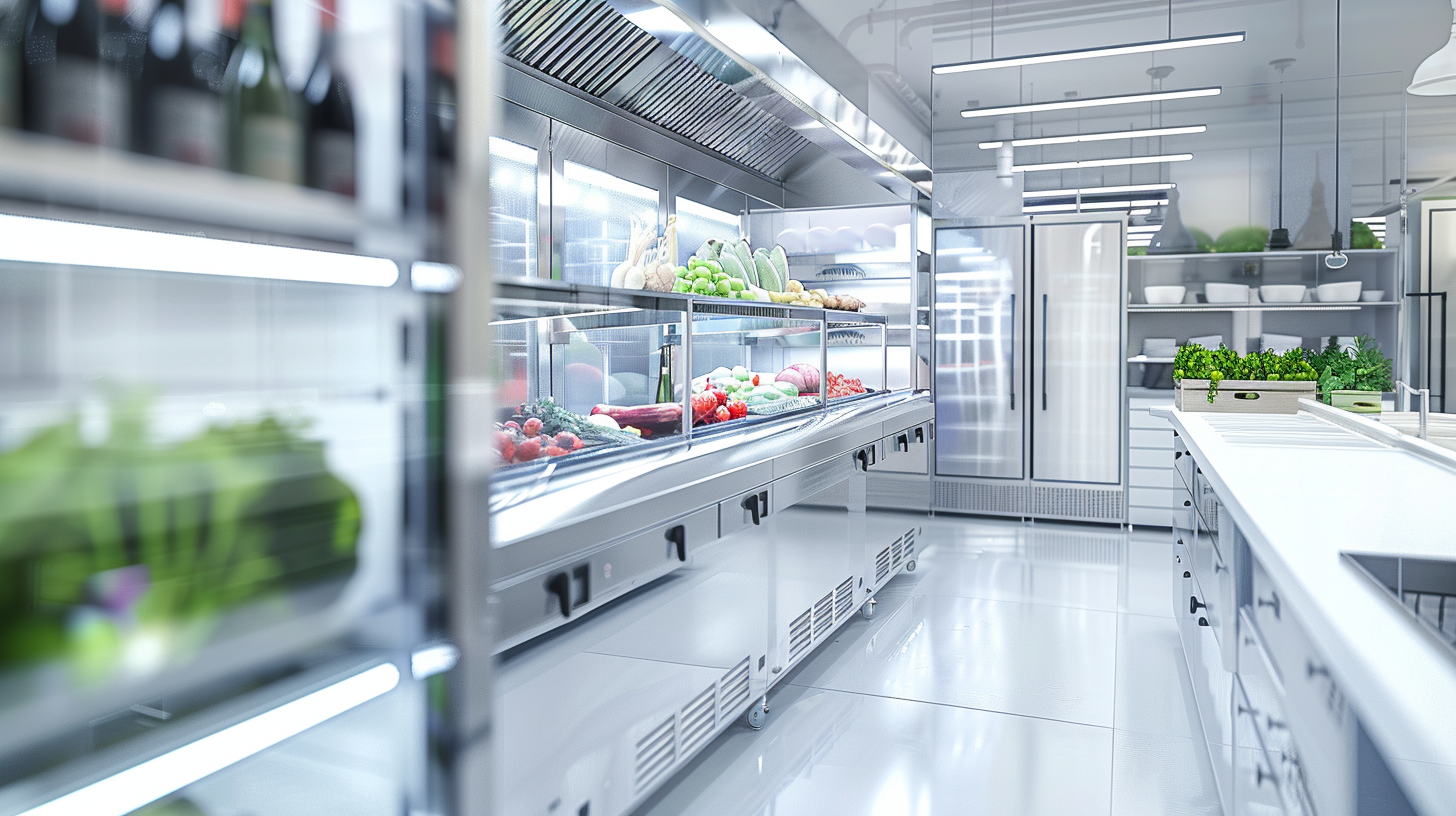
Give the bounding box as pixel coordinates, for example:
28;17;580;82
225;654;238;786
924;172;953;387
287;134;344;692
931;216;1128;523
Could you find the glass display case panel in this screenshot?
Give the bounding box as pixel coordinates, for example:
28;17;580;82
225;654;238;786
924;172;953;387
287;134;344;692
0;239;406;775
492;291;688;473
688;304;824;430
934;225;1024;479
490;136;540;279
560;161;658;286
826;319;887;401
675;197;741;266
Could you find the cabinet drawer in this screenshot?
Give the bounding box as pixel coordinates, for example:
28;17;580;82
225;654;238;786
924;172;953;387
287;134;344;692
1131;428;1173;448
1233;679;1286;815
1179;570;1234;809
721;484;772;539
1173;432;1193;490
1129;408;1173;430
1129;486;1186;509
1130;466;1181;489
1129;446;1173;468
1129;506;1174;527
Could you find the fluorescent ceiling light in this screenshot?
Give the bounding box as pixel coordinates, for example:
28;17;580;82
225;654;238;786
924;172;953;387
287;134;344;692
0;214;398;286
20;663;400;816
1024;183;1175;199
934;32;1245;75
961;88;1220;119
1023;200;1164;214
980;125;1206;149
411;262;463;293
1014;153;1193;173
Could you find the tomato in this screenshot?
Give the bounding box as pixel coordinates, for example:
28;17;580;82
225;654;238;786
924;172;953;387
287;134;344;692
752;374;760;386
712;388;728;406
727;399;747;419
523;417;543;436
715;405;731;423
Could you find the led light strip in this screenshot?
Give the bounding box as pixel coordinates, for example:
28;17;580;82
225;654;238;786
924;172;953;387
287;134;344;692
20;663;401;816
961;87;1220;119
934;32;1245;74
1014;153;1193;173
980;125;1206;149
0;214;399;287
1024;183;1175;198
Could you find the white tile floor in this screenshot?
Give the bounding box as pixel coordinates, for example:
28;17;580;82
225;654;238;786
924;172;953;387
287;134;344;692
633;513;1224;816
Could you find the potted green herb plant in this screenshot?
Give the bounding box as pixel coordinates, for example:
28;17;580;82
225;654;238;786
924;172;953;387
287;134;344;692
1306;335;1394;413
1173;344;1318;413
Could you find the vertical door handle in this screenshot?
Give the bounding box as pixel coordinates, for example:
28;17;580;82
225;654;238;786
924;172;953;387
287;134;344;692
896;434;909;451
914;427;924;444
857;449;869;471
665;524;687;561
1009;293;1016;410
546;573;571;618
1041;293;1049;410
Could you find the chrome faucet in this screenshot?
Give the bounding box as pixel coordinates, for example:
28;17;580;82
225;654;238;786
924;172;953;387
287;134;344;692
1396;381;1431;439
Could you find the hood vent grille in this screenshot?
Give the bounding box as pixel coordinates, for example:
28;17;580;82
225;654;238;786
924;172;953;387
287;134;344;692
500;0;809;176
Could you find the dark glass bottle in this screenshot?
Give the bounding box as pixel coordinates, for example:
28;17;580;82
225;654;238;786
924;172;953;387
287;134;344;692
303;0;352;196
139;0;226;166
224;0;299;182
24;0;140;147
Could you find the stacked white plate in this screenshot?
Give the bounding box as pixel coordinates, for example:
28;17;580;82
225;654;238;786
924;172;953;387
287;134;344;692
1143;337;1179;359
1189;335;1225;350
1261;333;1303;354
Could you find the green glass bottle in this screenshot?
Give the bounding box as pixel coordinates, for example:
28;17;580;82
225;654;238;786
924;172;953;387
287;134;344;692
225;0;301;183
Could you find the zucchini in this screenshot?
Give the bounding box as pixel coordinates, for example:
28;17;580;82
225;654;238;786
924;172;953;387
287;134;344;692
753;249;781;293
719;252;751;286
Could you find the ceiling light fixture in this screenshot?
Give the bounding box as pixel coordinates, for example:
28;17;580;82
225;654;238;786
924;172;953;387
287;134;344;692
1014;154;1193;173
961;87;1220;119
979;125;1206;149
934;32;1245;75
1409;0;1456;95
1023;183;1176;199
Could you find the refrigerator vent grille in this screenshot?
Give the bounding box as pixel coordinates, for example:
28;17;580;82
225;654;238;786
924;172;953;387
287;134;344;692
789;608;812;659
891;537;904;568
499;0;809;175
903;528;917;559
679;684;717;753
719;657;751;716
812;591;834;639
875;543;893;582
866;473;931;510
934;481;1125;522
834;577;854;620
634;715;676;792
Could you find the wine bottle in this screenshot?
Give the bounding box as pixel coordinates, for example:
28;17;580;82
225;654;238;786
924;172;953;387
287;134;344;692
0;0;23;128
139;0;224;166
302;0;351;195
224;0;300;183
24;0;139;147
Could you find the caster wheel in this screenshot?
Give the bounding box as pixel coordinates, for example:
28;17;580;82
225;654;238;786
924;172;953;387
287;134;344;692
860;597;877;620
746;699;769;730
906;560;917;572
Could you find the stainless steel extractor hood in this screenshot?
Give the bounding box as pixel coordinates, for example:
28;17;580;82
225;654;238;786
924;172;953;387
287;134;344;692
498;0;929;197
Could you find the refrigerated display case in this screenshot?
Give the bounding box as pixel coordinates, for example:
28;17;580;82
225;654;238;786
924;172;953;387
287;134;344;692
490;136;540;279
675;197;742;266
488;281;929;816
560;161;659;286
748;203;927;392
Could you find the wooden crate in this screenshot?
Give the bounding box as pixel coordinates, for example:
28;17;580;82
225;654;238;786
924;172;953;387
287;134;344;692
1175;379;1315;414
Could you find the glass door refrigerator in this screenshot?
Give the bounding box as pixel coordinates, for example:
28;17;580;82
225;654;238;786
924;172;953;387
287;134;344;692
931;216;1128;523
0;0;484;813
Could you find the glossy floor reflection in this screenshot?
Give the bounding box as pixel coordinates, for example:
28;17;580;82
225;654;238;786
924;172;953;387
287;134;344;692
634;514;1223;816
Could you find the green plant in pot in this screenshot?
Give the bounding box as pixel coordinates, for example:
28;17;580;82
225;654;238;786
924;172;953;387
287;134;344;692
1173;344;1317;403
1306;335;1394;412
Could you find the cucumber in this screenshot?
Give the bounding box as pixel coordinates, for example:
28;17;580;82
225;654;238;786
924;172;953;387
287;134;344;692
769;246;790;289
732;241;755;280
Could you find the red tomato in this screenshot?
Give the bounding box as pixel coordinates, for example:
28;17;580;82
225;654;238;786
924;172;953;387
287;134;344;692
715;405;731;423
752;374;760;386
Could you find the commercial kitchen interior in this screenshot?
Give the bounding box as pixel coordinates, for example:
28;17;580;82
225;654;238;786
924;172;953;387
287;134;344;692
6;0;1456;815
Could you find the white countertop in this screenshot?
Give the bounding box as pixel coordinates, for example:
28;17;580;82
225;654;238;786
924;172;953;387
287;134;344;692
1151;406;1456;815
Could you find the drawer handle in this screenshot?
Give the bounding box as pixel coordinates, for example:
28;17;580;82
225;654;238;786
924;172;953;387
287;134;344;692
1255;764;1272;787
915;427;925;444
1266;716;1287;731
742;494;762;525
857;449;870;471
1257;592;1281;620
1183;570;1191;579
1198;616;1209;627
1190;595;1207;614
666;524;687;562
546;572;571;618
1214;560;1227;574
896;433;909;452
1306;661;1330;680
1238;703;1259;718
1184;500;1192;507
1174;450;1183;459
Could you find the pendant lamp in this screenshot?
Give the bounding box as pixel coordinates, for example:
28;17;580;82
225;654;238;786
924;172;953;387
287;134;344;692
1327;0;1347;268
1268;58;1295;250
1410;0;1456;95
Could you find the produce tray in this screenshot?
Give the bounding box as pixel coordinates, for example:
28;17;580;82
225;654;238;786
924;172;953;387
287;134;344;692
747;395;822;415
1175;379;1315;414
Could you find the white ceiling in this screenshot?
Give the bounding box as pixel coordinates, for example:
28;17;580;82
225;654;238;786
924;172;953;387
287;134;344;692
792;0;1456;215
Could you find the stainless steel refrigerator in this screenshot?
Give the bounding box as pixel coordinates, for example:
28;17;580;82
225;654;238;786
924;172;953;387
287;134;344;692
931;216;1127;523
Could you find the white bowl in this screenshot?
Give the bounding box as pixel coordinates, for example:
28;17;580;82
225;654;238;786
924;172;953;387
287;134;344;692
775;228;806;254
1204;283;1250;304
1143;285;1187;304
1262;333;1303;354
832;226;860;252
863;223;896;249
1259;284;1307;303
806;227;834;253
1314;281;1363;303
1360;289;1385;303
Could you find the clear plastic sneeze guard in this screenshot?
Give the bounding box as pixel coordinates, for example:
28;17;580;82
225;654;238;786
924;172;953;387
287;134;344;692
689;302;826;430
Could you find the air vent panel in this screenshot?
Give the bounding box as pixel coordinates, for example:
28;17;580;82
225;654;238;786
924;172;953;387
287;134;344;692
634;715;676;792
719;657;751;717
834;577;854;620
812;591;834;639
789;608;812;659
679;684;716;753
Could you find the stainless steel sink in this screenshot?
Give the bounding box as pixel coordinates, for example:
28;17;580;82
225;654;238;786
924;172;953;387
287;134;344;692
1344;553;1456;652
